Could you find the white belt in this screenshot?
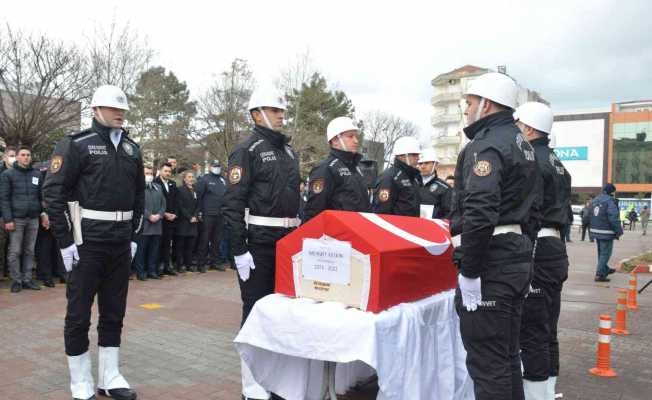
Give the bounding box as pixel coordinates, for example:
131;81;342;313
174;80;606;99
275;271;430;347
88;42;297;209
247;214;300;228
537;227;560;239
590;228;615;235
452;224;522;248
81;208;133;222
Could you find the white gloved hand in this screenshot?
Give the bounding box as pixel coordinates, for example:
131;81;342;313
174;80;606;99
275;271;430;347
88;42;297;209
458;274;482;312
130;242;138;260
234;251;256;282
61;244;80;272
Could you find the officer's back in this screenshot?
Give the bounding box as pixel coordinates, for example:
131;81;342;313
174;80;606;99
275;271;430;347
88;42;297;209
590;185;622;240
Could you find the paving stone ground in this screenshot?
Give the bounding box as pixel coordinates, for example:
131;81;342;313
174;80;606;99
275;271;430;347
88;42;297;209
0;227;650;400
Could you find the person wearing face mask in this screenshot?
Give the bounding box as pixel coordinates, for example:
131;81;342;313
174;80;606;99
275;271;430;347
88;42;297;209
43;85;143;400
302;116;370;222
514;102;571;400
196;160;227;272
417;148;451;219
133;165;166;280
372;136;422;216
450;72;539;400
221;86;300;400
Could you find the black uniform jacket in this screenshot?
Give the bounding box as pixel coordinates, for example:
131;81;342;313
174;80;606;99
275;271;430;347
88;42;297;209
531;136;572;264
452;111;540;279
372;158;422;217
154;176;178;216
221;125;300;256
419;174;451;219
175;185;199;237
196;172;226;216
43;119;145;248
303;148;370;222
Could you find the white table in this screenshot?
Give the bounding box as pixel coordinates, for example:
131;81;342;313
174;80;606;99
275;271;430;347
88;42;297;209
234;290;475;400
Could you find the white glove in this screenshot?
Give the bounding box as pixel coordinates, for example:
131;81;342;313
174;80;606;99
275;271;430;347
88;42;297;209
61;244;80;272
458;274;482;312
131;242;138;260
234;251;256;282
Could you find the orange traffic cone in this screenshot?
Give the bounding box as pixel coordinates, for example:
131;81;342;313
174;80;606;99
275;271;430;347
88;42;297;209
612;289;629;335
627;272;638;310
589;314;617;377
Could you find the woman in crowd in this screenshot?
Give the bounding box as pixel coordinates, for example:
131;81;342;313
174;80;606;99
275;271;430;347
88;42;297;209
174;170;199;272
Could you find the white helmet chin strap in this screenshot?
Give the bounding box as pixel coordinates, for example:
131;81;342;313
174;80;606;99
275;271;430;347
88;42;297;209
474;98;486;123
259;108;274;130
337;135;349;152
95;108;108;126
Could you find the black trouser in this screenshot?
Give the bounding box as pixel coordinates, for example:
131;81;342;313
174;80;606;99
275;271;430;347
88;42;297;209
581;223;591;241
159;221;175;268
35;226;65;281
521;253;568;381
65;241;131;356
455;234;532;400
238;242;276;326
198;214;223;267
174;235;195;268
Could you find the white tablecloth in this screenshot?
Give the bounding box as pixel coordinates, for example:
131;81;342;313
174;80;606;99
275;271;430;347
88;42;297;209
234;290;475;400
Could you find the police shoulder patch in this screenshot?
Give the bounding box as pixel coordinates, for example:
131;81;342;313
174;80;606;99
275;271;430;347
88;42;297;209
50;156;63;174
473;160;492;177
311;178;325;194
122;141;134;156
379;188;390;202
228;166;243;184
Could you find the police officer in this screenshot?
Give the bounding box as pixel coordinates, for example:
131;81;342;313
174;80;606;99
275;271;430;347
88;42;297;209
372;136;422;216
589;183;622;281
43;85;143;400
452;72;539;400
417;148;451;219
514;102;571;400
196;160;227;272
303;117;370;222
221;86;300;400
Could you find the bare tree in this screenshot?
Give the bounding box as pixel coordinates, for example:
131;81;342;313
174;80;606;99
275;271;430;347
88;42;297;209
196;58;255;163
0;24;90;148
86;18;154;96
275;49;316;135
362;110;419;166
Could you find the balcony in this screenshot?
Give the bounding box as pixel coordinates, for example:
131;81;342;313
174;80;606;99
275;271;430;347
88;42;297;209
431;112;462;126
432;134;461;146
431;91;462;106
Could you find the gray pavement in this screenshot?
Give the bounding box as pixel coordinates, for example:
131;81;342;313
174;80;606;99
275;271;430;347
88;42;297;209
0;227;650;400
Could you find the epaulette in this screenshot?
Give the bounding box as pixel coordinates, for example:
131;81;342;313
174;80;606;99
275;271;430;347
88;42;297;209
328;158;339;168
123;135;140;147
71;129;97;143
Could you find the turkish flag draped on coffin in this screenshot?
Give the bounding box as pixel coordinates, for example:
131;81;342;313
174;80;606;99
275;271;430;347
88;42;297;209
275;210;458;313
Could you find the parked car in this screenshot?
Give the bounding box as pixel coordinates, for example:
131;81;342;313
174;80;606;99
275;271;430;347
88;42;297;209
571;204;583;227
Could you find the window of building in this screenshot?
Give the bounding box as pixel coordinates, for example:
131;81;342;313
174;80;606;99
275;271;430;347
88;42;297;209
612;121;652;184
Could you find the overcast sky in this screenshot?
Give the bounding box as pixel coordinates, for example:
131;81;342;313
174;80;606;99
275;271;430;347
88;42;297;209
3;0;651;142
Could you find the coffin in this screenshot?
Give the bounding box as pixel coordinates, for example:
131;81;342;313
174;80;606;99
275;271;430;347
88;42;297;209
275;211;457;313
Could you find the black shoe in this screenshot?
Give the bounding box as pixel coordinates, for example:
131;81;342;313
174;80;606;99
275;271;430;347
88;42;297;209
148;273;161;280
136;275;147;281
11;281;22;293
97;387;137;400
270;394;285;400
178;266;186;273
43;279;56;288
22;280;41;290
189;265;197;273
60;276;67;284
198;265;207;273
164;268;177;276
215;263;226;271
607;268;616;275
595;276;611;282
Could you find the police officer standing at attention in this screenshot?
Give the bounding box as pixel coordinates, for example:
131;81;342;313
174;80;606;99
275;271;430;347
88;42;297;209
302;116;370;222
196;160;227;272
43;85;143;400
514;102;571;400
372;136;422;216
222;86;300;400
453;72;538;400
417;148;451;219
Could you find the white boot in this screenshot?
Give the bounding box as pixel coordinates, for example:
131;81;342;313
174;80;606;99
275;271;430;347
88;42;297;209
67;351;95;400
546;376;558;399
241;359;270;399
97;346;130;391
524;379;548;400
